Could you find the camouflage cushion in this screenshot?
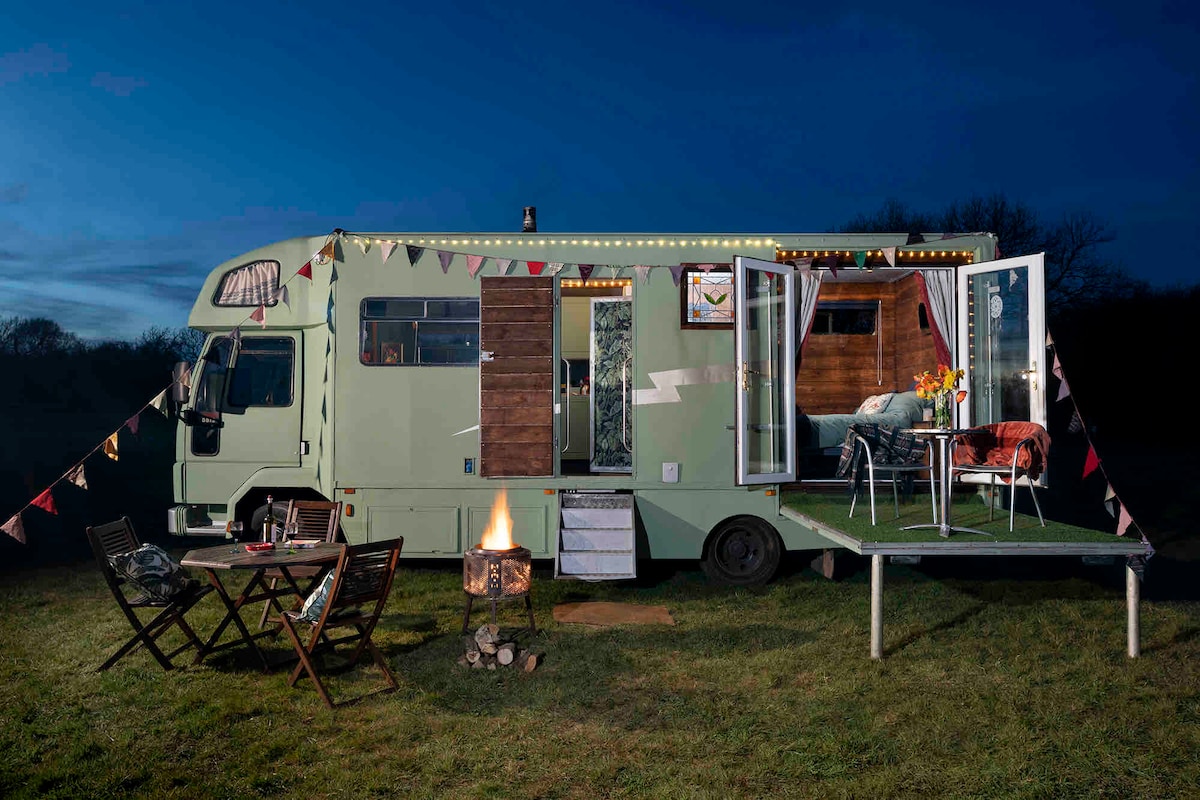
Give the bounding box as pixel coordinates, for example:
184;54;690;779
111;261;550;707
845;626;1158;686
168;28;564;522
109;544;197;603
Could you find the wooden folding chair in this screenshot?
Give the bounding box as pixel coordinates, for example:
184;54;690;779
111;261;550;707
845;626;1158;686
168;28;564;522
258;500;343;629
87;517;213;671
277;537;403;709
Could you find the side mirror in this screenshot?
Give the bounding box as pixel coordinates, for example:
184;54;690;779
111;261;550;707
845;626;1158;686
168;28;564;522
171;362;191;403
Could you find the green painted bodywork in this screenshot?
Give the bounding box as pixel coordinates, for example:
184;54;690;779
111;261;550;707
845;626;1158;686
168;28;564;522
175;231;998;562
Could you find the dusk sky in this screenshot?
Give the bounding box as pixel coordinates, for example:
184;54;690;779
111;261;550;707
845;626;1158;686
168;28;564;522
3;1;1197;341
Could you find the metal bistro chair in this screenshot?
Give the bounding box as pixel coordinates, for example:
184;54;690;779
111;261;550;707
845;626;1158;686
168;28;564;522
951;421;1050;531
87;516;213;671
840;423;938;526
276;537;404;709
258;500;343;629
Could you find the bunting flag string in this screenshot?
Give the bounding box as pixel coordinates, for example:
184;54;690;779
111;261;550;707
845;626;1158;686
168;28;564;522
1046;329;1152;552
2;382;178;544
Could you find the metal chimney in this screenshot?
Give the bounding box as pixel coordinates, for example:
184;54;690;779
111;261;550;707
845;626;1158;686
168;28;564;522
522;206;537;233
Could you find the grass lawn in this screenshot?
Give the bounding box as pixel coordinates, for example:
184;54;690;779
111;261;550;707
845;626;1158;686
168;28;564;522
1;547;1197;799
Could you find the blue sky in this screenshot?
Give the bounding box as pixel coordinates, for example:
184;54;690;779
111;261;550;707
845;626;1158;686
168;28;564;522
2;1;1197;341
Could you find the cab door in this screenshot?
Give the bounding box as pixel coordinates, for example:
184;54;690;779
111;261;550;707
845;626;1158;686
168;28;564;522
956;253;1047;429
733;256;796;485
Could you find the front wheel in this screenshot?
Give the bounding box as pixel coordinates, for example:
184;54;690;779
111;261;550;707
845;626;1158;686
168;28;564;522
701;516;782;586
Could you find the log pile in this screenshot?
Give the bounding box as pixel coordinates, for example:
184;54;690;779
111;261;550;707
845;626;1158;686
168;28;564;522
458;623;539;672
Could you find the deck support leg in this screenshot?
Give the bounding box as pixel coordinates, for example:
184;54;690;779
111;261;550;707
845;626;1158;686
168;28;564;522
1126;563;1140;658
870;554;883;660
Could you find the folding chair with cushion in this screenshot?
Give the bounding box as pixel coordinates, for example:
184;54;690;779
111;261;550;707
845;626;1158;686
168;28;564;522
838;423;938;526
258;500;343;629
87;516;213;671
952;421;1050;531
277;537;403;709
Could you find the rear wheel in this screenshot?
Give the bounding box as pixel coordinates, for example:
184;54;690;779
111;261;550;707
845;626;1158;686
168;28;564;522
701;516;782;586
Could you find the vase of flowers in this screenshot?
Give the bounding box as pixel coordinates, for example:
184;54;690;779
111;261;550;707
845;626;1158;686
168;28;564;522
915;364;966;429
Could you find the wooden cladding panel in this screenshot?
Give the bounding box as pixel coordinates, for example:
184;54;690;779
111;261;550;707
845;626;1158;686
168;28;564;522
480;277;554;477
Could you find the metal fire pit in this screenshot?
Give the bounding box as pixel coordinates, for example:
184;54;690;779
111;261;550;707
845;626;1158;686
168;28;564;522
462;545;536;634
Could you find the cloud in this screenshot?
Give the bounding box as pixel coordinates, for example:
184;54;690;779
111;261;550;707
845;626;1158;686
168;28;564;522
91;72;149;96
0;183;29;204
0;44;70;85
0;249;22;262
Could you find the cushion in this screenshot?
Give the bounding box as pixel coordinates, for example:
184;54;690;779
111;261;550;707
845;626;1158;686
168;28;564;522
882;391;928;425
855;393;894;416
297;571;336;622
109;543;196;602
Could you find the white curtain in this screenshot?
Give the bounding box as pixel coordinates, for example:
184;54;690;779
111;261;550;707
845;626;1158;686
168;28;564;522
215;260;280;306
795;269;823;357
919;269;954;365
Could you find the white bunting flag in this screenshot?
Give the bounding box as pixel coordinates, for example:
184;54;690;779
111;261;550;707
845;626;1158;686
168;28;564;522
494;258;514;276
881;247;896;267
380;241;397;263
1;514;24;544
66;463;88;489
634;265;651;285
466;254;486;278
546;262;565;276
275;284;290;309
150;388;169;416
356;237;370;255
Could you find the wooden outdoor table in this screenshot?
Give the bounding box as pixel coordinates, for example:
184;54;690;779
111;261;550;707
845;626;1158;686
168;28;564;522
181;541;344;671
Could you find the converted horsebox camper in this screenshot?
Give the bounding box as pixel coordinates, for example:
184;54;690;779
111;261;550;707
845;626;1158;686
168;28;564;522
168;227;1049;585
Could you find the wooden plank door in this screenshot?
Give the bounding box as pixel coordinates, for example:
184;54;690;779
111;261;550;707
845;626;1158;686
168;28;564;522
480;277;555;477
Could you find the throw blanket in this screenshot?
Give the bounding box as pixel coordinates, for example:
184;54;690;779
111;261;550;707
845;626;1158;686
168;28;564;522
836;423;928;491
952;422;1051;481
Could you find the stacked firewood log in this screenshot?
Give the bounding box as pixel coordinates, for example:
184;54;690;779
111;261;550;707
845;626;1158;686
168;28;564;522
458;623;539;672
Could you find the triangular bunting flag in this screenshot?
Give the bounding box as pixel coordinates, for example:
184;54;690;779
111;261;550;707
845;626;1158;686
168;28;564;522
104;432;119;461
1068;409;1084;433
634;265;651;285
356;237;370;255
32;488;57;515
941;233;960;240
494;258;514;276
791;256;814;270
125;413;140;435
318;240;336;262
406;245;424;266
578;264;594;284
297;261;313;280
230;326;242;345
466;254;486;278
609;266;622;279
329;263;339;283
881;247;896;267
546;262;565;276
380;241;397;263
150;388;169;416
1082;445;1101;478
1104;484;1117;518
250;304;266;328
326;289;335;332
275;284;290;308
668;265;685;286
437;250;454;273
1;514;24;544
527;261;546;276
67;463;87;489
1053;353;1070;401
698;264;716;272
1117;504;1133;536
853;251;867;268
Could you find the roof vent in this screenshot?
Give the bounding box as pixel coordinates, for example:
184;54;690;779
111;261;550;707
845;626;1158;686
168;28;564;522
522;206;537;233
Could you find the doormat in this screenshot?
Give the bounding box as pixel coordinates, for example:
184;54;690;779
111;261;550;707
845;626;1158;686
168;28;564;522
552;601;675;627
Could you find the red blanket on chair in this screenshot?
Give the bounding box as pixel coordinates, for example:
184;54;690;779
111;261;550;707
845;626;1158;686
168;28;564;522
953;422;1050;481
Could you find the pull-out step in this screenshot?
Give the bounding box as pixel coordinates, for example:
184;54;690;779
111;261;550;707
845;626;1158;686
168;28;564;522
556;491;636;580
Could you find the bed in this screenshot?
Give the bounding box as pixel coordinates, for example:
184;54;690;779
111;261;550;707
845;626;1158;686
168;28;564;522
797;390;932;451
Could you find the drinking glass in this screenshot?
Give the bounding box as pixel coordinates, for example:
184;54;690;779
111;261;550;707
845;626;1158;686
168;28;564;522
228;521;243;552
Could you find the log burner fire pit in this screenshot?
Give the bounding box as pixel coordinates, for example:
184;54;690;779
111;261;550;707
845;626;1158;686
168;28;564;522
462;490;536;634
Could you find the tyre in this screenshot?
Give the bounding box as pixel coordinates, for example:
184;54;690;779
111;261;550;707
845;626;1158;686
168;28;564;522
701;516;782;586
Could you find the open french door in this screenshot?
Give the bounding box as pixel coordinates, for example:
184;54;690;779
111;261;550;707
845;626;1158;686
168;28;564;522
733;256;796;485
956;253;1047;430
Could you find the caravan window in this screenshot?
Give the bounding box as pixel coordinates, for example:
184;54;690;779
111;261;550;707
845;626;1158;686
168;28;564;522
680;267;734;328
360;297;480;366
213;260;280;307
811;301;877;335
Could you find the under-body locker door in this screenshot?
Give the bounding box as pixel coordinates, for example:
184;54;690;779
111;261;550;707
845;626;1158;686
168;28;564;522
956;253;1048;431
479;277;555;477
733;256;796;485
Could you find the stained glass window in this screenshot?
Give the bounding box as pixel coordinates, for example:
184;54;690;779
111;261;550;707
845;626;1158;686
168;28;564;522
681;269;734;328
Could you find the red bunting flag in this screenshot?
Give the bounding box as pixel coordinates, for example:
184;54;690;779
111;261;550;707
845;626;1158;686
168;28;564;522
527;261;545;276
31;488;57;515
250;304;266;328
125;413;140;435
1082;445;1101;478
297;261;313;280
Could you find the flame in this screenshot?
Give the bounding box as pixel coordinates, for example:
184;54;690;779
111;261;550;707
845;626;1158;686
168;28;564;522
480;488;516;550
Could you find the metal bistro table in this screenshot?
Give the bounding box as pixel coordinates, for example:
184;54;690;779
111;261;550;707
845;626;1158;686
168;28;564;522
181;541;344;671
901;427;992;539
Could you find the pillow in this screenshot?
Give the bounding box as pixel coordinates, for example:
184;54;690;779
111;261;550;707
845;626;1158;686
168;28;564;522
855;393;894;415
297;571;336;622
109;543;196;602
883;391;927;424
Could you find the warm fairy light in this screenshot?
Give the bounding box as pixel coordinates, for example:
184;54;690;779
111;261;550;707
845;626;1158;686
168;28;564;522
480;489;515;550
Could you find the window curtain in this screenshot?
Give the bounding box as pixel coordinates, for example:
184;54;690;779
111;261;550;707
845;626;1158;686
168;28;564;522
794;269;823;358
916;269;953;367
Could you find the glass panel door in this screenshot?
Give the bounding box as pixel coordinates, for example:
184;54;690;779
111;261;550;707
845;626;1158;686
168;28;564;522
957;253;1047;429
734;256;796;485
